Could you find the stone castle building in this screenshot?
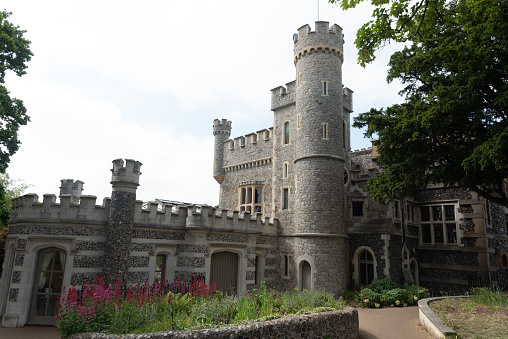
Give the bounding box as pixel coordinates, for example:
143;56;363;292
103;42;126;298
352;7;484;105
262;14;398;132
1;21;507;327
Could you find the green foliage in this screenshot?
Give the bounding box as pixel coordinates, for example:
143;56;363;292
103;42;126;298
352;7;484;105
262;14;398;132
329;0;448;66
367;278;399;293
0;11;32;173
469;287;508;308
353;279;429;308
57;279;345;337
348;0;508;207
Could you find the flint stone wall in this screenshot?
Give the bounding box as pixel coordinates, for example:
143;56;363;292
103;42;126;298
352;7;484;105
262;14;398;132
69;307;358;339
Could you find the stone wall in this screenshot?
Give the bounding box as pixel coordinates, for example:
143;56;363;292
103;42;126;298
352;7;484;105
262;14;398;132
69;307;359;339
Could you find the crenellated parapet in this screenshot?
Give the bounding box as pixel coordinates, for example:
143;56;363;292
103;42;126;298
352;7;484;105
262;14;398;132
213;119;233;184
10;193;110;224
271;81;296;111
134;202;277;235
111;158;142;193
293;22;344;63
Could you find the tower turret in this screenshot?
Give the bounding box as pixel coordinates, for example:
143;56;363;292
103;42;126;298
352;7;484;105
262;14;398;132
59;179;84;204
103;158;142;286
292;22;349;296
212;119;232;184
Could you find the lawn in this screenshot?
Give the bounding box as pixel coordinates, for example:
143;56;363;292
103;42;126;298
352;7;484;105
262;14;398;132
430;288;508;339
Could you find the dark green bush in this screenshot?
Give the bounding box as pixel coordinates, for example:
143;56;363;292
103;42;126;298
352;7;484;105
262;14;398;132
367;278;399;293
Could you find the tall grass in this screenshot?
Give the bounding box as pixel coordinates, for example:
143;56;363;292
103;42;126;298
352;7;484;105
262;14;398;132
469;287;508;307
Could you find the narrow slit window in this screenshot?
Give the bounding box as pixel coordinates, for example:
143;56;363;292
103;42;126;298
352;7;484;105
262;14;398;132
322;81;329;96
322;123;329;140
284;122;290;144
283;188;289;210
297;114;302;130
283;163;289;179
284;255;289;276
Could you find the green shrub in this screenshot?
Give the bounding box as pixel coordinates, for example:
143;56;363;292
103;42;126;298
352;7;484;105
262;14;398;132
368;278;399;293
354;282;430;308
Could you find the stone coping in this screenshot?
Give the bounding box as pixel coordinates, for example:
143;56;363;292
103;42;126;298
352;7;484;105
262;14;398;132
69;307;359;339
418;296;469;338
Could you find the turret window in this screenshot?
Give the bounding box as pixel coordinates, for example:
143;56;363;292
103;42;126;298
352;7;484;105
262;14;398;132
282;188;289;210
283;162;289;179
284;122;290;144
322;123;329;140
322;81;329;96
297;114;302;129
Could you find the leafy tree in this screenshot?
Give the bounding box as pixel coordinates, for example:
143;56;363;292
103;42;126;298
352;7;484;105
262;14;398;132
331;0;508;207
0;10;32;173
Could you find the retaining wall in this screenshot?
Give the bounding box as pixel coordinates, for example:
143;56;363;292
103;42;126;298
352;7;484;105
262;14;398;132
69;307;359;339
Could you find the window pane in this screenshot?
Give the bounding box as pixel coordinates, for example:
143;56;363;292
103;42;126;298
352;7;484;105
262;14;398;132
432;206;442;221
247;188;252;203
422;224;432;243
421;207;430;221
444;205;455;221
434;224;444;243
446;224;457;243
254;187;262;204
254;205;261;213
241;188;246;204
284;122;289;144
283;188;289;209
352;202;363;217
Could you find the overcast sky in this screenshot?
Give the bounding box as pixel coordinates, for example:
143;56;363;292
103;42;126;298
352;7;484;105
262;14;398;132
2;0;404;206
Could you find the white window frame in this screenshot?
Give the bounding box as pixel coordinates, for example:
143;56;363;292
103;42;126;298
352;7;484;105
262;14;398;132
419;203;459;246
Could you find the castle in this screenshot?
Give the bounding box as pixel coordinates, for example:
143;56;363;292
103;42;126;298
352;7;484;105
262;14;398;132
1;21;507;327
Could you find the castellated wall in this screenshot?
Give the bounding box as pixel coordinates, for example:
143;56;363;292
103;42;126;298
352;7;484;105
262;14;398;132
2;191;279;326
219;126;275;214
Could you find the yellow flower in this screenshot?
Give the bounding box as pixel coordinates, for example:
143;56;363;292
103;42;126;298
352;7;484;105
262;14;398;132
363;299;369;304
375;303;380;308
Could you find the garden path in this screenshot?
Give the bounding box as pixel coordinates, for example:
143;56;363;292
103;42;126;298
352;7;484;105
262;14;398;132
358;305;432;338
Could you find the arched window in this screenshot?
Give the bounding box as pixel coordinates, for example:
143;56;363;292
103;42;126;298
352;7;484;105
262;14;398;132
31;247;67;324
301;260;312;290
284;122;290;144
359;250;374;285
155;254;167;283
502;253;508;268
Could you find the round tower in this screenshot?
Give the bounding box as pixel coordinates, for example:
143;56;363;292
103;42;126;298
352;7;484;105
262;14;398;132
293;22;348;295
212;119;232;184
103;158;142;286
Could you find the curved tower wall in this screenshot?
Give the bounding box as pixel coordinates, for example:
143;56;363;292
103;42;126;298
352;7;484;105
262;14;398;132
293;22;348;295
213;119;232;184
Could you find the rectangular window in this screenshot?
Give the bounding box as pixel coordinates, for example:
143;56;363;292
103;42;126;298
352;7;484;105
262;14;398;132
444;205;455;221
420;203;458;245
420;206;430;222
434;224;444;243
239;185;263;214
155;254;166;283
283;163;288;179
284;255;289;276
352;201;364;217
322;81;329;96
283;188;289;210
446;225;457;243
322;123;329;140
421;224;432;243
284;122;290;144
297;114;301;129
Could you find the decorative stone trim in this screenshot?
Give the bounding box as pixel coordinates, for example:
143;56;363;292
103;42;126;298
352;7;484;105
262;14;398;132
11;271;21;284
14;253;24;267
176;244;209;254
206;233;248;243
224;157;272;173
294;44;344;64
8;288;19;302
68;308;359;339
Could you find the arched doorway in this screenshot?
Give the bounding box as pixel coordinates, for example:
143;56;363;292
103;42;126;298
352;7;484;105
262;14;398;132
301;260;311;290
359;250;374;285
30;248;67;324
210;251;238;295
410;259;419;285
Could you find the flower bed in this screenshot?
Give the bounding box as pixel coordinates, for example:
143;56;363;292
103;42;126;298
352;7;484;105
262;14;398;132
57;278;355;338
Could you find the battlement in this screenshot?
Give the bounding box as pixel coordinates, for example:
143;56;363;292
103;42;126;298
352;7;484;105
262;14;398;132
271;81;296;111
9;192;277;236
135;202;277;235
111;158;142;193
213;119;232;136
293;22;344;64
59;179;84;204
343;87;354;113
10;193;110;224
226;127;273;150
